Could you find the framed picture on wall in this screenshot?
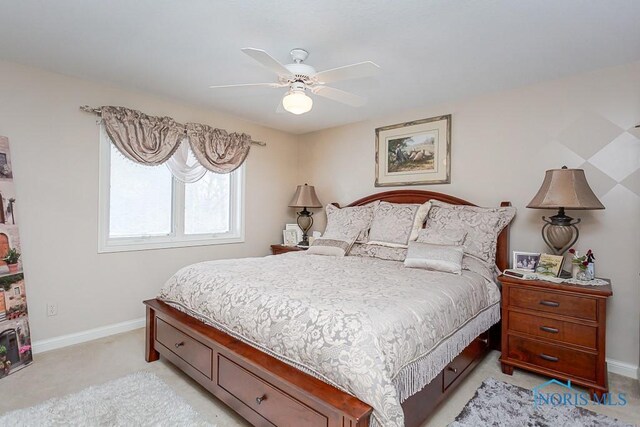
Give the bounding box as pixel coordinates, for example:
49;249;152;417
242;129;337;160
375;114;451;187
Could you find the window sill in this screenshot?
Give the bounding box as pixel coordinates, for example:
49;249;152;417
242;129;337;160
98;235;245;253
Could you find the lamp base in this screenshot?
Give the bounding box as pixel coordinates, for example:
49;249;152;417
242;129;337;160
296;208;313;247
541;208;581;255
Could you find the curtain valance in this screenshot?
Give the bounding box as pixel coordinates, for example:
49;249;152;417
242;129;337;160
81;105;264;175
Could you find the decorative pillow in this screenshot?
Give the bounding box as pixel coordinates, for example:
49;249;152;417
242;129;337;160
426;200;516;267
416;227;467;246
367;201;431;248
348;243;407;262
307;236;356;257
404;242;464;274
322;201;379;243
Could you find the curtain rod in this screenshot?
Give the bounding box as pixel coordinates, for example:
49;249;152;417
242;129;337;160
79;105;266;147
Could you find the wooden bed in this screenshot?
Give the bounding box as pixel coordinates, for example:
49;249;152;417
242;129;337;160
144;190;511;427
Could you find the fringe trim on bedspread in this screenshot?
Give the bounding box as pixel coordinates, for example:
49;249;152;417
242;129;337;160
161;299;500;427
392;302;501;404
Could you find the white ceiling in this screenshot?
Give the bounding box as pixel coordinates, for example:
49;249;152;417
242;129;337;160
1;1;639;134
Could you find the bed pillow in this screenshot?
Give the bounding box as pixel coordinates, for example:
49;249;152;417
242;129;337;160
349;243;407;262
404;241;464;274
426;200;515;267
416;227;467;246
322;201;379;243
367;201;431;248
307;236;357;257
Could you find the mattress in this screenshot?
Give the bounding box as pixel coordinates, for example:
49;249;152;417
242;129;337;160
159;252;500;427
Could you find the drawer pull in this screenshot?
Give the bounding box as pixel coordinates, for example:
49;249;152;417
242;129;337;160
539;300;559;307
540;326;559;334
447;366;458;374
539;353;559;362
255;395;267;405
174;341;185;349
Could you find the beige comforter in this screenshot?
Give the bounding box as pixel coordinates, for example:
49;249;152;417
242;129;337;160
159;252;500;427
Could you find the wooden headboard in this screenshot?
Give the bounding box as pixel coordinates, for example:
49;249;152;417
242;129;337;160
335;189;511;271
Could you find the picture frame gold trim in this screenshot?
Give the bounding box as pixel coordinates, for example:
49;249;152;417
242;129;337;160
375;114;451;187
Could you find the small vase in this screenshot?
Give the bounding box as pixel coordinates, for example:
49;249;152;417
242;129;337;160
571;265;580;279
7;263;18;273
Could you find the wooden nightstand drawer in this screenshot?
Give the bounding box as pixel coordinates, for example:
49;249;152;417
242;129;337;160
510;287;596;320
509;311;597;349
507;335;597;381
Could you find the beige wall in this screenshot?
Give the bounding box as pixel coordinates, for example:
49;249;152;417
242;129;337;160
300;62;640;368
0;61;300;342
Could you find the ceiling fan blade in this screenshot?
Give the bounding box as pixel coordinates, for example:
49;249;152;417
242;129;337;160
209;82;284;89
314;61;380;84
312;86;366;107
241;48;293;77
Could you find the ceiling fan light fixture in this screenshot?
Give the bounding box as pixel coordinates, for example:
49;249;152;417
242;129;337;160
282;89;313;115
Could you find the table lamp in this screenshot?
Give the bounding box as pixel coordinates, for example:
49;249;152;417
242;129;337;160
289;184;322;247
527;166;604;255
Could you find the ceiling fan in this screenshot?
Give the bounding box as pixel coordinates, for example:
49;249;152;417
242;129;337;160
209;48;380;115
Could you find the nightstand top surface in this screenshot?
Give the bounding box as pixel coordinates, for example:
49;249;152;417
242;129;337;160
498;274;612;297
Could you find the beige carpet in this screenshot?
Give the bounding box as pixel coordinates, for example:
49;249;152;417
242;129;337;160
0;372;212;427
0;329;638;427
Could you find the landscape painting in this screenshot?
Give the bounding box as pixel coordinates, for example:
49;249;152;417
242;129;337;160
387;131;437;173
375;115;451;186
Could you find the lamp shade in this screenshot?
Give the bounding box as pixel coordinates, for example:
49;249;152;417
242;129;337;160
527;167;605;210
289;184;322;208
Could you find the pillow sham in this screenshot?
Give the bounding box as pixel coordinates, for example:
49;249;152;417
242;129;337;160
404;241;464;274
426;200;515;267
416;227;467;246
307;236;356;257
367;201;431;248
322;201;379;243
349;243;407;262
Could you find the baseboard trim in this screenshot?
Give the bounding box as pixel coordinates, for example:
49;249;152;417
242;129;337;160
32;317;145;354
30;320;640;380
607;358;639;380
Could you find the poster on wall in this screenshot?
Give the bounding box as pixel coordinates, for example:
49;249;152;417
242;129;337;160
0;136;32;378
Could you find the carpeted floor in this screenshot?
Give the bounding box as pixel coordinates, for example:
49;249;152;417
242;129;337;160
0;329;637;426
450;378;629;427
0;372;212;427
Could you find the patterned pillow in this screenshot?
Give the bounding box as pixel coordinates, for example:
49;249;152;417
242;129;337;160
348;243;407;262
322;201;379;243
368;201;431;248
416;227;467;246
307;236;356;257
426;200;515;267
404;242;464;274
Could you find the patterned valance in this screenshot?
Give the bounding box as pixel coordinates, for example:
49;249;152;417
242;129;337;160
81;105;264;174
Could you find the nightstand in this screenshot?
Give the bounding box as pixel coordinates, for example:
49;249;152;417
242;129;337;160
499;275;612;399
270;244;306;255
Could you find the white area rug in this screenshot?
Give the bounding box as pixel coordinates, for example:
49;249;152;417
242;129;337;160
450;378;627;427
0;372;213;426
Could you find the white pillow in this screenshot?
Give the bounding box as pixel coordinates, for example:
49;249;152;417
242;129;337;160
367;201;431;248
404;241;464;274
416;227;467;246
307;236;356;257
323;201;379;243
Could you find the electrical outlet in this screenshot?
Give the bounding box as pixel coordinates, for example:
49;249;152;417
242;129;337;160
46;303;58;317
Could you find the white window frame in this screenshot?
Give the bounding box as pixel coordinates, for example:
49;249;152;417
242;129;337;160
98;128;245;253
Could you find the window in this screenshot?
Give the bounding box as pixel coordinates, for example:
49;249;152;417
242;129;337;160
98;129;244;252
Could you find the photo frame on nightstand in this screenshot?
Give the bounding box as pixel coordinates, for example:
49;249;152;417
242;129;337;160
512;251;541;272
285;223;303;244
282;229;298;246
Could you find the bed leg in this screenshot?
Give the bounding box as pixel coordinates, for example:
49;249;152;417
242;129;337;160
145;305;160;362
